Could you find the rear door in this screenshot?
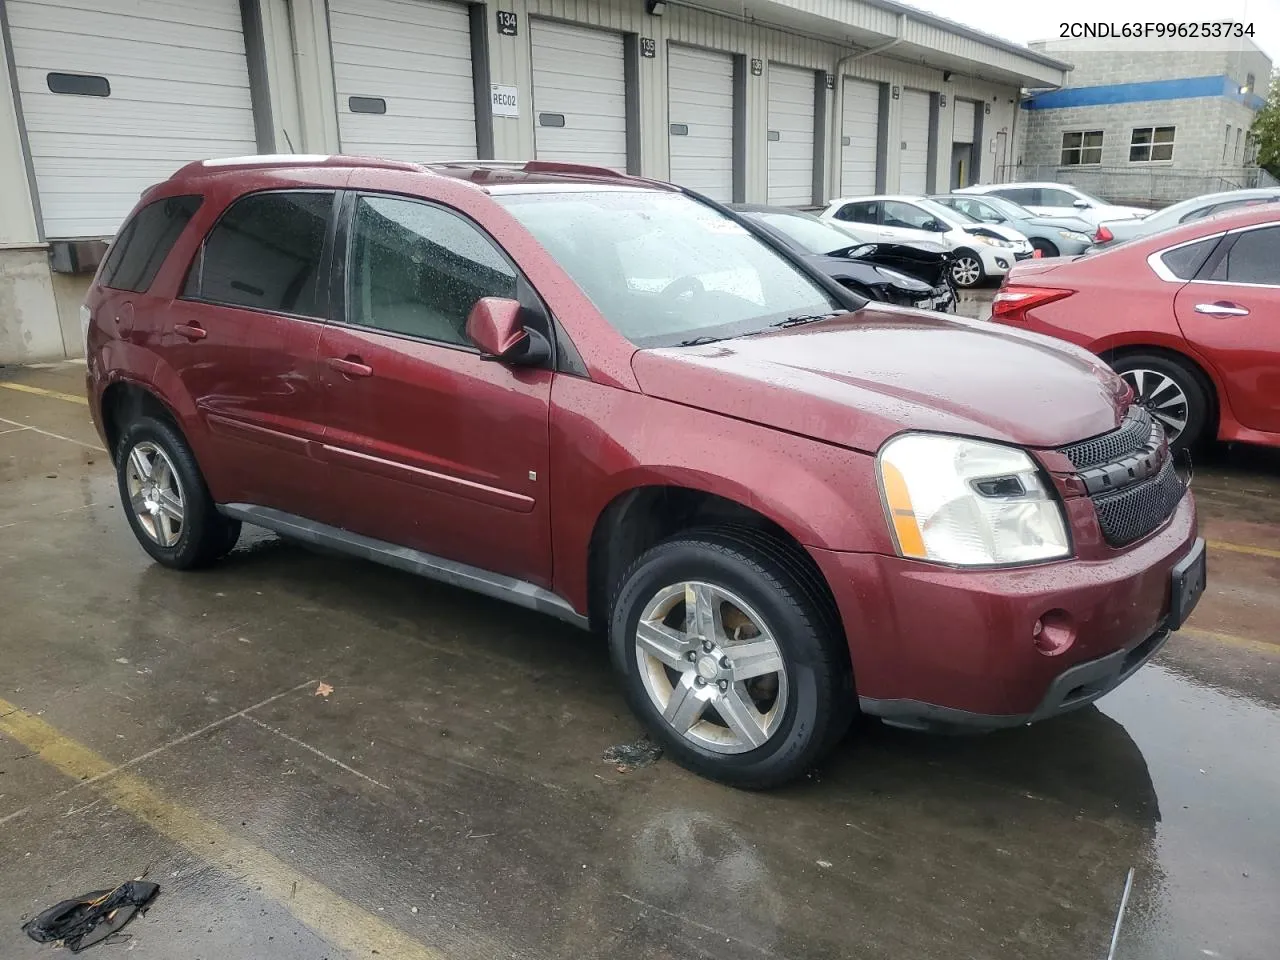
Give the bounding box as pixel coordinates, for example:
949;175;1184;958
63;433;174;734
315;192;554;584
167;189;336;518
1174;223;1280;433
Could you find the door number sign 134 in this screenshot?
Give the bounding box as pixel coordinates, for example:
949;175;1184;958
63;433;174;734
496;10;518;35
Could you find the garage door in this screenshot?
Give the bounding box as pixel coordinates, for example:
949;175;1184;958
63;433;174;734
668;45;734;202
531;20;627;171
330;0;476;163
766;64;816;206
952;99;976;144
841;78;879;196
5;0;257;238
899;88;932;195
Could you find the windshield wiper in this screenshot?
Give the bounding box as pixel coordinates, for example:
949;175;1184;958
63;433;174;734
770;311;842;328
674;335;723;346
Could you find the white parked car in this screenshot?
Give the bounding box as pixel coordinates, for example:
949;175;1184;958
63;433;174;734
954;182;1150;226
820;194;1034;288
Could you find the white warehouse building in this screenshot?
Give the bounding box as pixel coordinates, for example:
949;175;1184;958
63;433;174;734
0;0;1068;362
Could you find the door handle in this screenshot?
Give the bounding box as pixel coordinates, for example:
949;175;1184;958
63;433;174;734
1195;302;1249;317
174;322;207;340
327;356;373;378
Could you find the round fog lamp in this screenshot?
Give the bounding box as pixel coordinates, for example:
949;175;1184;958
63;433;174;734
1032;610;1075;656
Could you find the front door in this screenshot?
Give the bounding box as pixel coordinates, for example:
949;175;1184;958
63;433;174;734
317;193;554;586
164;189;336;519
1174;223;1280;434
879;200;945;244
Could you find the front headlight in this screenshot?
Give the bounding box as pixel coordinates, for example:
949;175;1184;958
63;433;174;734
874;266;928;290
1058;230;1091;243
877;434;1071;566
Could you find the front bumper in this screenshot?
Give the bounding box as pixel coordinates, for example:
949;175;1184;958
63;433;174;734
810;491;1199;731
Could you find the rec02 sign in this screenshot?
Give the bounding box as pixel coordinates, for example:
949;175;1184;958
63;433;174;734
491;84;519;118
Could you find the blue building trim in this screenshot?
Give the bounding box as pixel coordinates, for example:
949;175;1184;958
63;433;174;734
1023;75;1266;111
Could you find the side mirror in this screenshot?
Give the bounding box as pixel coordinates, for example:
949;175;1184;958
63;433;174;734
465;297;550;366
1073;199;1090;209
926;218;946;232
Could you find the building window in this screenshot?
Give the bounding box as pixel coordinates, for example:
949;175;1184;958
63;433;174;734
1060;130;1103;165
1130;126;1175;163
1224;124;1232;162
1234;128;1243;163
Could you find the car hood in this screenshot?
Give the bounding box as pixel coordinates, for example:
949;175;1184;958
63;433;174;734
631;308;1128;453
961;223;1028;243
1097;204;1151;220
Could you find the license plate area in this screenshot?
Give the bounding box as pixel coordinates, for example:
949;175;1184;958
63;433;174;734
1168;537;1207;630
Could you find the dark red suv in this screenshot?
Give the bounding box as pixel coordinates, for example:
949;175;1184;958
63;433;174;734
85;157;1204;787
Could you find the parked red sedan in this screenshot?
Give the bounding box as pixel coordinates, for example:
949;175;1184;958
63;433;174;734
992;205;1280;452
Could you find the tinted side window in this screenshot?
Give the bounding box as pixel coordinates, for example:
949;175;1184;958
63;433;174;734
835;201;878;223
995;188;1039;206
1159;238;1218;280
101;195;202;293
1216;227;1280;285
348;195;517;346
188;191;333;317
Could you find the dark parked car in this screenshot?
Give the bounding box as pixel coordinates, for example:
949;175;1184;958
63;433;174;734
993;204;1280;453
731;204;954;311
85;157;1203;788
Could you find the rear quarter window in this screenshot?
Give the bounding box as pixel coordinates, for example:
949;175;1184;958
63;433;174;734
100;195;203;293
1157;237;1219;279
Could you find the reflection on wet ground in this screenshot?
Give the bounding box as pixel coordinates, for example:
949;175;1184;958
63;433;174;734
1;363;1278;959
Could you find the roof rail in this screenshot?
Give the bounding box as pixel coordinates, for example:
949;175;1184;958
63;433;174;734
427;159;637;181
171;154;424;180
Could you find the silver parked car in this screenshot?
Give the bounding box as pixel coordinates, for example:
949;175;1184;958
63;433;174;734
929;193;1096;257
1089;188;1280;249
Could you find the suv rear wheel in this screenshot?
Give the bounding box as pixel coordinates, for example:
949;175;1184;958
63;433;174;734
608;528;853;788
116;416;240;569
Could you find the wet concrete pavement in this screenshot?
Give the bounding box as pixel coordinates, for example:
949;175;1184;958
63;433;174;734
2;361;1279;960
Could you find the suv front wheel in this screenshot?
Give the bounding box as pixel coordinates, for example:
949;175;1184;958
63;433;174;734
609;528;853;788
116;416;240;569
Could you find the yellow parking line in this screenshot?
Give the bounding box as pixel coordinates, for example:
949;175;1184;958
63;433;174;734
1178;627;1280;657
0;381;88;405
0;696;445;960
1208;539;1280;561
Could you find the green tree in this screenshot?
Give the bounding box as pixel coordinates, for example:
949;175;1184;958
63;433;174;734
1252;71;1280;176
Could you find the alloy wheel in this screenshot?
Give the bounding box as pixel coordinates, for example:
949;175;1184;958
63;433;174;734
124;441;186;547
951;256;981;287
635;581;788;755
1119;368;1189;442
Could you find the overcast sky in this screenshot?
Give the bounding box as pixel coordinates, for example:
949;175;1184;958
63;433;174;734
901;0;1279;62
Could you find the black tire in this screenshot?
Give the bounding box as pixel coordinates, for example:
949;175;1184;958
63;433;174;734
608;527;854;789
950;248;985;288
1030;238;1060;258
1109;352;1213;452
115;416;240;570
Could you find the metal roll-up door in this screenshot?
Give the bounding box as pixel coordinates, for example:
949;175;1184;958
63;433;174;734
330;0;477;163
531;20;627;170
766;64;816;206
5;0;257;238
668;45;734;202
952;100;976;144
841;78;880;196
899;88;932;195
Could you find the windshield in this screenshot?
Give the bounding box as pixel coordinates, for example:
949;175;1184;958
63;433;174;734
983;196;1032;220
917;198;968;224
497;190;839;347
753;212;856;256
